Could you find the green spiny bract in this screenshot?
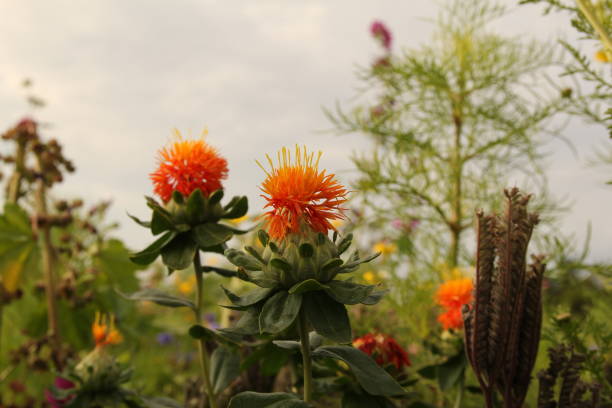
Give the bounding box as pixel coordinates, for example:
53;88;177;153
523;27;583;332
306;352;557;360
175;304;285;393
222;228;383;342
128;188;248;273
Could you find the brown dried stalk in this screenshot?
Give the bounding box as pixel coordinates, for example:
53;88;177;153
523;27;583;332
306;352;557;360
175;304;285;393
537;345;601;408
463;188;545;408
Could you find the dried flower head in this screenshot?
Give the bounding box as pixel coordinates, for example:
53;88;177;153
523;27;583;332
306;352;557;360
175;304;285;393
92;312;122;348
257;146;347;240
150;131;228;202
353;333;411;370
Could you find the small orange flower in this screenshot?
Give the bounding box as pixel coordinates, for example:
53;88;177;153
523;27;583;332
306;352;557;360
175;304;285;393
92;312;122;347
150;131;228;202
435;278;473;330
257;146;348;240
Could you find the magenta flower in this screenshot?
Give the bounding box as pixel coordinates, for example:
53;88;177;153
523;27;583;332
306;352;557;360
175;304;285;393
370;20;392;50
45;377;75;408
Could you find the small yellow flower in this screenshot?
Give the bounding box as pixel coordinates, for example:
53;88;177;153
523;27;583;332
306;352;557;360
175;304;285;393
177;275;196;295
595;50;610;63
363;270;378;284
373;241;397;256
228;215;249;224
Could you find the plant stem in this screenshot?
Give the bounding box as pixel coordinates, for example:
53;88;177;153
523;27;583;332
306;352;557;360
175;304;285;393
34;162;60;355
453;371;465;408
297;310;313;403
193;252;218;408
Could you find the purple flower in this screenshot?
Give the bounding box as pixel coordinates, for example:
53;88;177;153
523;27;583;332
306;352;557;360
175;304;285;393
370;20;392;50
156;332;174;346
205;313;219;330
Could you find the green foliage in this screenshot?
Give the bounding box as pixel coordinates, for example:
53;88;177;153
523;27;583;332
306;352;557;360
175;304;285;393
327;0;568;273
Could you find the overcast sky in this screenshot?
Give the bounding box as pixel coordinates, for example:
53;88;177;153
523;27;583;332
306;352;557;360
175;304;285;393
0;1;610;261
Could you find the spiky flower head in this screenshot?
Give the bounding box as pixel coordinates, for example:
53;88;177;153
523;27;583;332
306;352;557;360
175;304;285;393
92;312;122;348
257;146;347;241
150;130;228;202
435;278;473;330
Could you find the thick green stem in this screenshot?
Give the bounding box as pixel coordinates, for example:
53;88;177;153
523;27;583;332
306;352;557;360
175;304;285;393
297;310;313;403
34;164;60;354
193;252;218;408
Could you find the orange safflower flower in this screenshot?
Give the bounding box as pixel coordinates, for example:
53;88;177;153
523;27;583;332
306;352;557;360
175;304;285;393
435;277;473;330
150;132;228;202
257;146;347;240
92;312;122;347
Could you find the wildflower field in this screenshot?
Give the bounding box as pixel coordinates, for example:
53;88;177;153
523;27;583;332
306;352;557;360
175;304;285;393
0;1;610;407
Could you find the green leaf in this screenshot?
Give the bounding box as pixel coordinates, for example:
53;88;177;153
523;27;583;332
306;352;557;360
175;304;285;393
313;346;406;397
193;223;234;247
211;346;241;394
151;209;174;235
127;213;151;228
172;190;184;204
361;290;388;305
273;332;322;351
337;233;353;256
222;196;248;219
220;306;261;336
339;252;380;273
202;266;237;277
244;246;266;263
228;392;309;408
225;248;263;271
189;325;240;345
259;291;302;334
270;257;292;273
119;288;195;310
299;243;314;258
325;280;375;305
288;279;328;295
95;239;143;292
222;286;274;307
186;188;206;221
0;204;38;293
303;291;351;343
130;231;176;265
322;258;344;274
437;351;467;391
160;233;197;270
209;189;225;205
257;230;269;247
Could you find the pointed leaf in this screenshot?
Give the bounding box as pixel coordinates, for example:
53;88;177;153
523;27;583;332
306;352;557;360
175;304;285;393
222;196;248;219
127;213;151;228
257;230;269;247
119;288;195;310
259;291;302;334
299;243;314;258
186;189;206;221
130;231;176;265
160;233;197;270
361;289;388;305
303;291;351;343
211;346;241;394
325;280;375;305
225;248;263;271
193;223;233;247
322;258;344;274
339;252;381;273
288;279;328;295
151;209;174;235
209;189;225;205
222;286;274;307
313;346;407;397
337;233;353;256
